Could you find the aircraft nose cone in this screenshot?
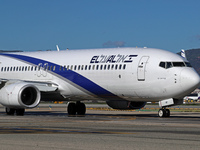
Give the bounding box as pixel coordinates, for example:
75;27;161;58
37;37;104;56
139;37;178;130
180;68;200;92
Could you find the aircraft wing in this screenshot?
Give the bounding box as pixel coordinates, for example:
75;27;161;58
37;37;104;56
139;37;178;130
23;81;58;92
0;79;58;92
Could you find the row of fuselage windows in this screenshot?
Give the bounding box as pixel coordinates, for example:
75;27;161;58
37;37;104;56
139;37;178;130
60;64;127;71
0;64;127;72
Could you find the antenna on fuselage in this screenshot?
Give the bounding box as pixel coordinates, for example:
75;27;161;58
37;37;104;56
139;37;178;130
56;45;60;51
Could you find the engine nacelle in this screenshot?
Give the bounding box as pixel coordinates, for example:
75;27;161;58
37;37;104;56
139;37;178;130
0;81;41;108
106;100;146;110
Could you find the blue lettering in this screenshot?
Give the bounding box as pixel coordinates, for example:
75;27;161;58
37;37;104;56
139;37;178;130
124;55;138;63
90;54;137;63
106;55;116;63
90;56;98;63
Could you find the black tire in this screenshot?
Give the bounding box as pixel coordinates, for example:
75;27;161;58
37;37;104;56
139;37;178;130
158;109;166;117
5;107;15;115
67;103;76;115
165;109;170;117
76;103;86;115
16;109;25;116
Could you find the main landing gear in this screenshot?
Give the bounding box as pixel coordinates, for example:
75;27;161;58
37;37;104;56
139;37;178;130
67;101;86;116
5;107;25;116
158;108;170;117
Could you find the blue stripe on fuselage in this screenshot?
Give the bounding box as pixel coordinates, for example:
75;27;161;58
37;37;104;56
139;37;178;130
0;53;119;99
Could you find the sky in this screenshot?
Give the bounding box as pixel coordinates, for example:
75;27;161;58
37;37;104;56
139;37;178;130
0;0;200;53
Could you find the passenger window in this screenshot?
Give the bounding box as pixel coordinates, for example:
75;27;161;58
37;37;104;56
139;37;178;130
53;66;56;71
44;65;47;71
85;65;87;70
96;65;99;70
115;64;118;70
4;67;6;71
92;65;95;70
38;66;41;71
119;64;122;70
78;65;80;70
111;64;114;70
104;65;106;70
70;65;73;70
10;67;12;71
100;65;103;70
123;64;126;69
74;65;77;70
1;67;3;72
89;65;91;70
13;67;15;71
107;65;110;70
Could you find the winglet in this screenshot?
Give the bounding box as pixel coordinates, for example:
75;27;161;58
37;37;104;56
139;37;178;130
181;49;186;59
56;45;60;51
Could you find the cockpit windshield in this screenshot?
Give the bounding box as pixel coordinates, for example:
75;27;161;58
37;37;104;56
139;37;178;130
172;62;185;67
159;61;192;69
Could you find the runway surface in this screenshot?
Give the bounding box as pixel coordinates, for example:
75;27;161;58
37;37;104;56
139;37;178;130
0;104;200;150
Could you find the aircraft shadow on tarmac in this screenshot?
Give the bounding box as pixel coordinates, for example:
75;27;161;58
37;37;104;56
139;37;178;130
0;110;199;119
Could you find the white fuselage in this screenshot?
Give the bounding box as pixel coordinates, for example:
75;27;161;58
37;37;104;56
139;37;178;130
0;47;199;103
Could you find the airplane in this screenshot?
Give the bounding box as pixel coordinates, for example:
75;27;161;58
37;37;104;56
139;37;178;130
184;93;200;101
0;47;199;117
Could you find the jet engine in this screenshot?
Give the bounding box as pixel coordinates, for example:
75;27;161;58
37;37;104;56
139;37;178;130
0;81;41;108
106;100;146;110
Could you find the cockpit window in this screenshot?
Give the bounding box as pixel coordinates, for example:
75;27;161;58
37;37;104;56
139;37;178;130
159;62;172;69
172;62;185;67
185;62;192;67
159;61;192;69
159;62;165;68
166;62;172;69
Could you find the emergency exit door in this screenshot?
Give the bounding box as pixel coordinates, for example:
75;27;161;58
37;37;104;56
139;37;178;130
137;56;149;81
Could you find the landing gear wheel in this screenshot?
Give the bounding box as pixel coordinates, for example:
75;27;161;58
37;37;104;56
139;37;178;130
165;109;170;117
16;109;25;116
158;109;165;117
158;108;170;117
67;102;86;116
67;103;76;115
5;107;15;115
76;102;86;115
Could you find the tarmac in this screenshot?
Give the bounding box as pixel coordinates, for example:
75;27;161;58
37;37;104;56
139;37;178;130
0;103;200;150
